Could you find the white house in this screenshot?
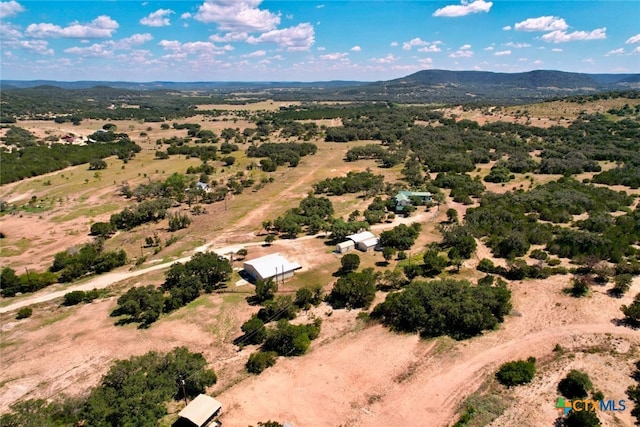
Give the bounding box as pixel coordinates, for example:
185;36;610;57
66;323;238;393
243;253;302;282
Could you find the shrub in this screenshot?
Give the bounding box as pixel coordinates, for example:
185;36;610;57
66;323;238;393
328;268;377;309
246;351;278;374
240;316;267;345
16;307;33;319
341;253;360;273
558;370;593;399
564;409;601;427
496;358;536;387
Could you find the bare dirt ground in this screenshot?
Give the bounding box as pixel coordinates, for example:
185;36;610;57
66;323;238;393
2;112;640;426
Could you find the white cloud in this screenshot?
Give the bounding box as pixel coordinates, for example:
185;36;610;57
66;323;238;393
243;50;266;57
320;52;348;60
5;39;53;55
390;41;398;47
181;12;192;19
0;22;22;40
448;44;473;58
433;0;492;17
533;59;543;65
26;15;119;38
606;48;624;56
418;42;442;53
0;0;24;18
418;58;433;68
541;28;606;43
209;32;249;43
633;46;640;53
504;42;530;48
626;34;640;44
247;22;315;51
316;4;325;8
514;16;567;32
140;9;173;27
403;37;428;50
494;50;511;56
64;33;152;57
552;48;563;52
350;45;361;52
194;0;280;32
159;39;233;55
317;46;326;51
370;53;398;64
502;25;512;31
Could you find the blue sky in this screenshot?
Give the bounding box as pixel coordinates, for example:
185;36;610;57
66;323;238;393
1;0;638;82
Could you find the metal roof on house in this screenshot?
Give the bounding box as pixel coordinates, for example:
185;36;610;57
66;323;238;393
358;237;379;248
345;231;376;243
243;253;301;279
178;394;222;427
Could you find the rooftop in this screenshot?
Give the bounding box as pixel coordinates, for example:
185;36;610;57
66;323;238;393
345;231;376;243
243;253;302;278
178;394;222;427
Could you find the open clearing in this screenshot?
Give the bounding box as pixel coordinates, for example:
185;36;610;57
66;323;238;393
2;103;640;426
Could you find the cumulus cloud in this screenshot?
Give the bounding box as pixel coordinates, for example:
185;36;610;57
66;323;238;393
514;16;567;32
502;25;512;31
26;15;119;38
350;45;361;52
433;0;492;17
418;42;442;53
448;44;473;58
494;50;511;56
247;22;315;51
194;0;280;32
0;0;24;18
159;39;233;55
0;22;22;40
606;48;624;55
209;32;249;43
390;41;398;47
552;48;563;52
140;9;173;27
541;28;606;43
320;52;348;60
626;34;640;44
181;12;192;19
504;42;530;48
403;37;428;50
243;50;266;57
64;33;153;57
370;53;398;64
5;39;53;55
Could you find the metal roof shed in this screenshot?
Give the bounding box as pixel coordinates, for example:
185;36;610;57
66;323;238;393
345;231;376;244
176;394;222;427
243;253;302;282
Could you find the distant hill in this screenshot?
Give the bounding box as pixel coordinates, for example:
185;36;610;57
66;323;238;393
1;69;638;104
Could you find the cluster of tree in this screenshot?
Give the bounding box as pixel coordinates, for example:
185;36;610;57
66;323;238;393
0;125;37;146
50;240;127;283
464;178;638;262
0;347;217;426
495;357;536;387
477;259;568;281
109;197;173;231
327;267;378;309
62;289;101;306
371;278;511;340
246;142;317;168
268;194;334;238
621;293;640;326
1;139;140;184
363;196;390;225
433;172;485;205
312;171;385;197
277;120;319;140
380;223;422;251
592;164;640;189
165;144;218;161
344;143;407;168
0;266;58;297
111;252;231;327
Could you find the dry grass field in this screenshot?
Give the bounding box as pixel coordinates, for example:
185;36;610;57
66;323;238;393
1;100;640;426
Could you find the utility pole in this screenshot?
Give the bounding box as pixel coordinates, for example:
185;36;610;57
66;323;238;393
179;375;188;406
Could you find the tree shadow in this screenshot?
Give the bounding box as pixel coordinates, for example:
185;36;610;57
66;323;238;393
375;261;390;267
611;317;639;329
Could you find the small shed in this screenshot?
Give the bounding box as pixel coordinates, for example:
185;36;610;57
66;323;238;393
345;231;376;244
336;240;355;254
243;253;302;282
175;394;222;427
357;237;379;252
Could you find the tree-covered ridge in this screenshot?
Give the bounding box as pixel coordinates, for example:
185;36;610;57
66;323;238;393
0;138;141;185
464;178;638;262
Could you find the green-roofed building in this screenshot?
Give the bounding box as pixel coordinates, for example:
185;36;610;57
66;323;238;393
393;190;432;212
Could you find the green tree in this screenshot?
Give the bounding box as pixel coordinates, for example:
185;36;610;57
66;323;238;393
328;268;377;309
240;315;267;345
88;158;107;170
558;370;593;399
495;358;536;387
423;249;448;276
16;307;33;319
341;253;361;273
246;351;278;374
255;278;278;303
564;409;601;427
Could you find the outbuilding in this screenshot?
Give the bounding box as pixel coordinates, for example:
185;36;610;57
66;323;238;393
357;237;379;252
243;253;302;282
174;394;222;427
336;240;355;253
